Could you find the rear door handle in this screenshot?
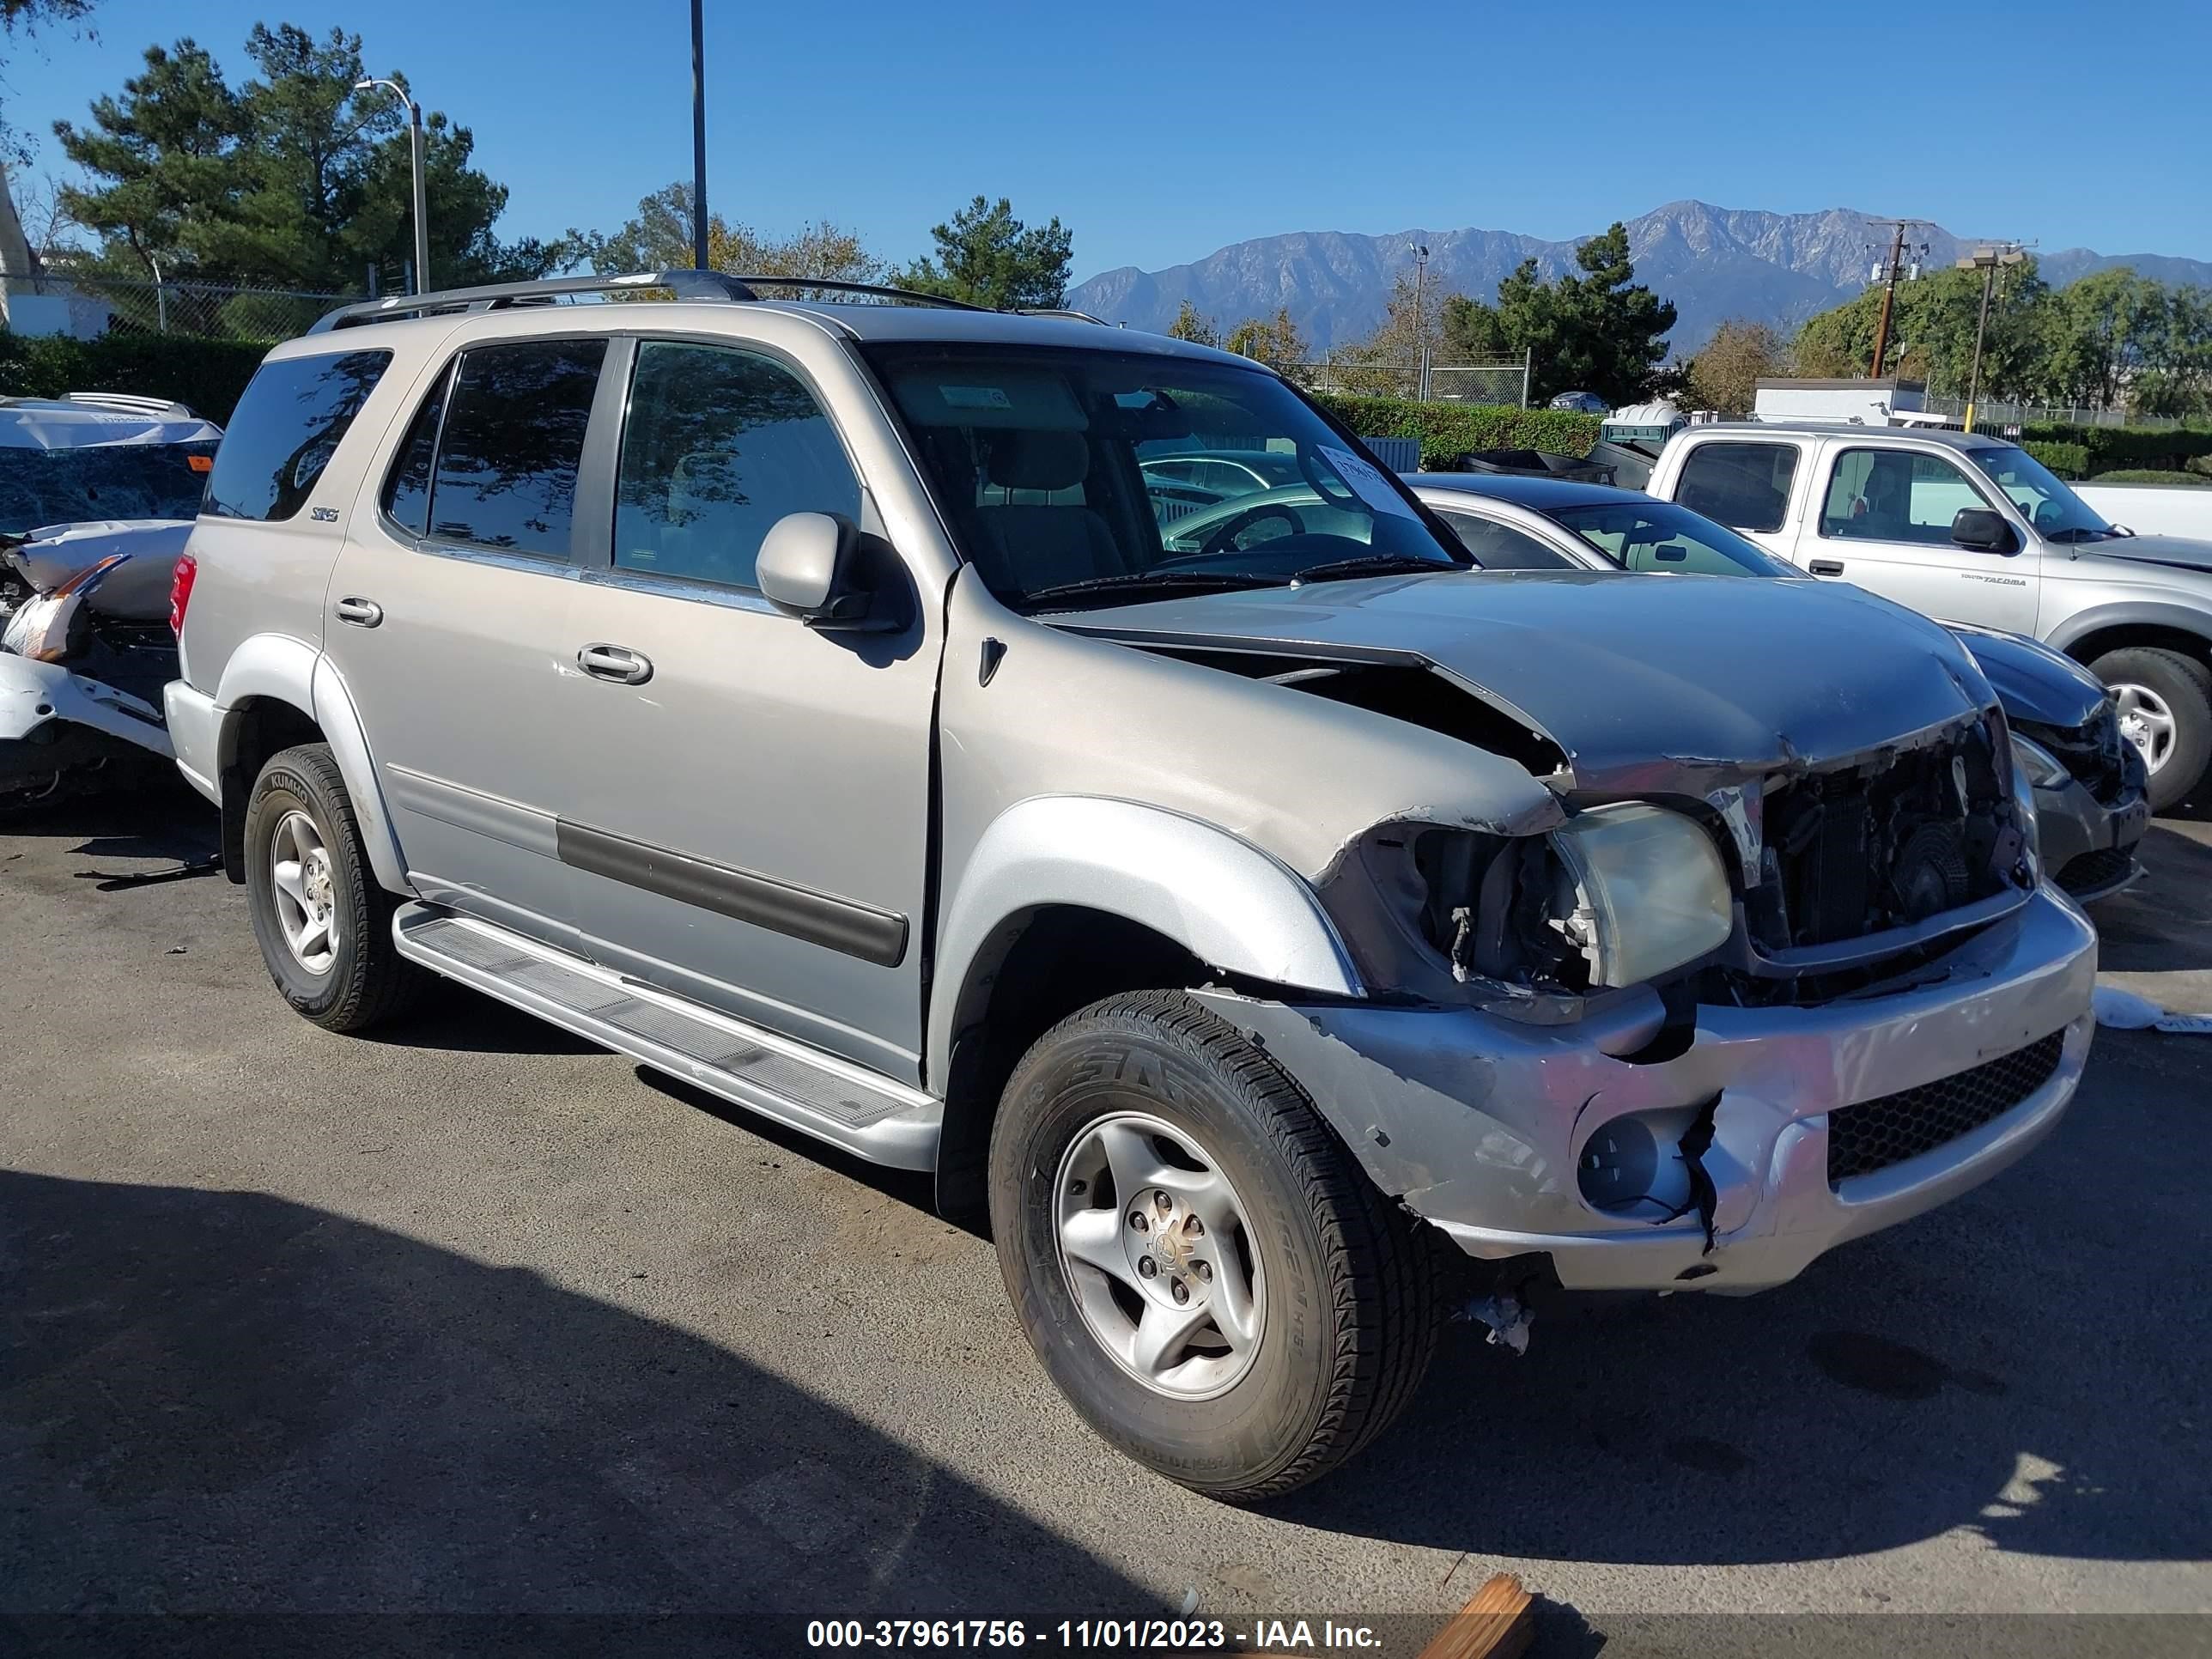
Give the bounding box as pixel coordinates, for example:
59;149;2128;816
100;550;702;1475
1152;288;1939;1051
577;643;653;685
1808;559;1845;576
335;595;383;627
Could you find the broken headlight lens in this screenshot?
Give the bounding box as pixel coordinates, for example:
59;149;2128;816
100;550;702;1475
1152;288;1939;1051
2010;734;2070;790
1547;804;1733;988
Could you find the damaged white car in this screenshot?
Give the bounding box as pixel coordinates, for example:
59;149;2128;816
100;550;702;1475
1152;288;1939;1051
169;275;2096;1502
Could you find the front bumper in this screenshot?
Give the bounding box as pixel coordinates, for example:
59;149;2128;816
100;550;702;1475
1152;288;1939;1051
2036;774;2148;902
1196;885;2096;1295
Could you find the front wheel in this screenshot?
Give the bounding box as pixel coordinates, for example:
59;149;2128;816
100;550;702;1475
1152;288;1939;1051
2092;647;2211;812
989;990;1436;1502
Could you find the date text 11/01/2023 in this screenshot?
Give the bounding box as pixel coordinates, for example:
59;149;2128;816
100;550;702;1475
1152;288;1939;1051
805;1619;1385;1650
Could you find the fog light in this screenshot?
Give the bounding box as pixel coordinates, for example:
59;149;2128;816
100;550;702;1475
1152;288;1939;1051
1578;1109;1699;1218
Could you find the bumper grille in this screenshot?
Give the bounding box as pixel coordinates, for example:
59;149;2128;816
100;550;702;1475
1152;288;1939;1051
1826;1030;2066;1185
2056;845;2135;898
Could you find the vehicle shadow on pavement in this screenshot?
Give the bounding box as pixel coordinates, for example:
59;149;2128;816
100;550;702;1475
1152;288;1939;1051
0;1169;1158;1651
2096;822;2212;975
1274;1026;2209;1568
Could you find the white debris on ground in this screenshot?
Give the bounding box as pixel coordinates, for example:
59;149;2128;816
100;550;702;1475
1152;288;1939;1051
2094;984;2212;1034
1462;1292;1534;1355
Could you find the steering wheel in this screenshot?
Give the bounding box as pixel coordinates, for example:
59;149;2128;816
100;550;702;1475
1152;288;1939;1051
1297;447;1362;510
2033;498;2068;533
1199;503;1305;558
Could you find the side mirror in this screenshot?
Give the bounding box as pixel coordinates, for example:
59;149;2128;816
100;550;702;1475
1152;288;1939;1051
1951;507;2016;554
757;511;862;623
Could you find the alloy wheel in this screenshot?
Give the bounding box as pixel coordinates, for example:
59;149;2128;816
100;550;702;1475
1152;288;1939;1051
1053;1111;1264;1400
2112;681;2178;775
269;807;341;975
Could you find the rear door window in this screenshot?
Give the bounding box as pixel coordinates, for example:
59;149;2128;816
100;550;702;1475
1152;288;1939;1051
1673;441;1797;533
203;349;391;522
428;338;607;558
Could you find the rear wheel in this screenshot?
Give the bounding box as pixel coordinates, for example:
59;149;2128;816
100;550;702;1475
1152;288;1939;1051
2091;647;2211;811
244;743;428;1032
989;990;1436;1502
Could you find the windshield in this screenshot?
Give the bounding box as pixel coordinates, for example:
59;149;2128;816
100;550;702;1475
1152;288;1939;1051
1966;446;2113;543
865;344;1467;608
1546;499;1802;576
0;442;217;537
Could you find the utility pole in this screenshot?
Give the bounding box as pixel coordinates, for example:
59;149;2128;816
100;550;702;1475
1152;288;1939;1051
690;0;709;270
1408;242;1430;401
1957;241;2029;433
1865;218;1928;381
356;78;431;294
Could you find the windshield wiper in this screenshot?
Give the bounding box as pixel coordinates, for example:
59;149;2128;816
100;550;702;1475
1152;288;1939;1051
2046;526;2119;544
1019;569;1287;609
1287;554;1459;585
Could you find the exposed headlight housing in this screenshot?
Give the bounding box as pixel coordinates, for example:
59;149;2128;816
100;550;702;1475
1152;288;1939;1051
2010;734;2070;790
1547;804;1735;988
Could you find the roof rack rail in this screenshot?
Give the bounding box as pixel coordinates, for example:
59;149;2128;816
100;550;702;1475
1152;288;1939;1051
1017;307;1110;325
310;269;988;332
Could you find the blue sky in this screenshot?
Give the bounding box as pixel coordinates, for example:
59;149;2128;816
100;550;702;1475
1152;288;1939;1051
8;0;2210;279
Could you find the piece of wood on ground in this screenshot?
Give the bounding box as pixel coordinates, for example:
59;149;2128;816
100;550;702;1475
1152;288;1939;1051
1414;1571;1535;1659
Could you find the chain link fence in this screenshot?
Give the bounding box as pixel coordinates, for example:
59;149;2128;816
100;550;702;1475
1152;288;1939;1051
1917;392;2189;433
1279;353;1529;405
1;267;357;343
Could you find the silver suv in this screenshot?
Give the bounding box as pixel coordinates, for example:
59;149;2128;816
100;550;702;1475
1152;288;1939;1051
169;273;2096;1499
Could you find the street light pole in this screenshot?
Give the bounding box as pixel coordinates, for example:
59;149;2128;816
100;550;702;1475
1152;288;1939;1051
1408;242;1430;401
690;0;709;270
1956;242;2027;434
356;78;431;295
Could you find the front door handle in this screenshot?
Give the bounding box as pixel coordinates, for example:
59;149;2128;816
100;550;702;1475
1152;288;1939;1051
577;643;653;685
335;595;384;627
1808;559;1845;576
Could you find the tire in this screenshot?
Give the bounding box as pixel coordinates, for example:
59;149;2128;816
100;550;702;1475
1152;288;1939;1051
2090;647;2212;812
244;743;428;1032
988;989;1436;1502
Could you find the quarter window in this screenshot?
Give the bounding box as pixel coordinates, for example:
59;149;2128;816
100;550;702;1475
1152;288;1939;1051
613;341;860;590
381;361;452;538
1820;450;1993;545
203;349;391;522
1673;441;1797;533
428;338;607;558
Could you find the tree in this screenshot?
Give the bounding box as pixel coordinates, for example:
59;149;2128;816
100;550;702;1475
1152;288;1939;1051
1791;258;2053;402
1334;270;1455;393
2041;267;2169;410
2;0;100;163
1164;298;1218;346
1439;223;1676;404
1684;319;1790;415
557;181;882;291
51;23;552;295
898;195;1071;310
1223;307;1309;371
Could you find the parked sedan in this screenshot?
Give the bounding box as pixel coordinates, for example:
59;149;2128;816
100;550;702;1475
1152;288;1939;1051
1408;474;2151;903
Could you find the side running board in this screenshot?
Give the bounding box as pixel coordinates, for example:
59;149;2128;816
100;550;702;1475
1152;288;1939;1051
392;904;942;1170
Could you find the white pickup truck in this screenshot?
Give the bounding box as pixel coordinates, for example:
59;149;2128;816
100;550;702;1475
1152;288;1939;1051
1646;422;2212;811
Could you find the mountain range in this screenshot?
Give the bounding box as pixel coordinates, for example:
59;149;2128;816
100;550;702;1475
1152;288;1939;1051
1066;201;2212;360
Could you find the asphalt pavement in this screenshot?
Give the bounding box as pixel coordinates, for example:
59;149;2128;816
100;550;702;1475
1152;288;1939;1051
3;784;2208;1656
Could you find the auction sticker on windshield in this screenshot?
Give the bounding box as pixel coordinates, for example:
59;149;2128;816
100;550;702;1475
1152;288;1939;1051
1317;446;1419;520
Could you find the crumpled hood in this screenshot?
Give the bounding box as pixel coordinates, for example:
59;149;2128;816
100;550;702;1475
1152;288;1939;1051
6;520;192;592
1060;568;1996;790
2068;532;2212;575
1947;623;2107;728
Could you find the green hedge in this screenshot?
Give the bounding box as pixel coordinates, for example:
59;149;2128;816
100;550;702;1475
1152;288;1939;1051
0;332;273;424
2090;469;2211;486
2022;441;2090;479
1315;394;1601;468
2017;421;2212;475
